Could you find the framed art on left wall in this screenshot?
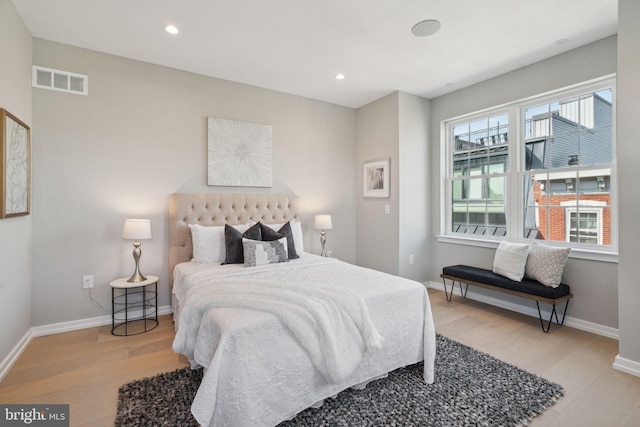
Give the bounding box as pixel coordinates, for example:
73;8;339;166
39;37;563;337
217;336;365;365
1;109;30;218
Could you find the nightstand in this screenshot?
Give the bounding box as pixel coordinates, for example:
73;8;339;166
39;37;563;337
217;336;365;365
109;275;159;336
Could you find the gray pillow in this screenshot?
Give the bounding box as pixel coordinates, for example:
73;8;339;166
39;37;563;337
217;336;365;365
260;222;299;259
223;223;261;264
525;243;570;288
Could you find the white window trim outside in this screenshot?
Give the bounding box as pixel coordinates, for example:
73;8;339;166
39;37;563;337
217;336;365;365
439;75;617;263
563;200;606;246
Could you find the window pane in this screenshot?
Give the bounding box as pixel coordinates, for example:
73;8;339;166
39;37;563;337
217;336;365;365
578;169;610;194
524;90;612;170
601;207;611;246
487;176;505;199
452;207;467;225
468;177;483;199
452;180;465;200
453;123;470;152
469;157;485;175
489;150;508;173
523;172;545;240
524;139;546;170
450;114;509;236
488;201;506;225
453;157;468;177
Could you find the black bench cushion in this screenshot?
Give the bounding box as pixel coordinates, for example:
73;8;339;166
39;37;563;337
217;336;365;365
442;264;571;299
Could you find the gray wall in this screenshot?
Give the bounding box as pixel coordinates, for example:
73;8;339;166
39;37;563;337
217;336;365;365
429;36;619;329
356;93;400;274
398;92;430;281
355;92;431;281
617;0;640;368
30;39;357;326
0;0;32;366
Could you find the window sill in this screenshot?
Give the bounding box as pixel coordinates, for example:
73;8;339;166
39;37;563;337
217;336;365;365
436;234;619;263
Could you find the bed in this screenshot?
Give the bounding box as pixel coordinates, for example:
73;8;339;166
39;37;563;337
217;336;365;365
169;193;436;427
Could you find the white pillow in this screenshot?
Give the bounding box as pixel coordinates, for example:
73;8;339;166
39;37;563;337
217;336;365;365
243;237;289;267
525;243;570;288
290;220;304;253
264;220;304;254
189;224;225;263
189;223;250;263
492;241;530;282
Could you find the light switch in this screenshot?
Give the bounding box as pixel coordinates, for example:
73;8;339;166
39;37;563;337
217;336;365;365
384;204;390;215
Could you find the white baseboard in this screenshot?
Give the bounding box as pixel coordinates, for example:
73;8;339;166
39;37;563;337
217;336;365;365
0;328;34;383
613;355;640;378
426;281;619;340
0;305;172;383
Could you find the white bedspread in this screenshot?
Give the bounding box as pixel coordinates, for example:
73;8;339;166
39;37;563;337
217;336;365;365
172;254;436;427
173;278;384;383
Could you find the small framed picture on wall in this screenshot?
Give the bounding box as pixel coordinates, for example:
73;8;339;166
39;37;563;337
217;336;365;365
363;158;390;198
1;109;30;218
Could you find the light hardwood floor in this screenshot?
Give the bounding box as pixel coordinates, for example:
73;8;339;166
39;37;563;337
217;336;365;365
1;288;639;426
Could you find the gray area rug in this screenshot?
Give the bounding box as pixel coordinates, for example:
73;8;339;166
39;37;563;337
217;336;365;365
115;335;563;426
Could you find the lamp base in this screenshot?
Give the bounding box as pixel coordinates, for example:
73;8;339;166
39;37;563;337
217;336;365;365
127;271;147;283
320;231;327;257
127;241;147;282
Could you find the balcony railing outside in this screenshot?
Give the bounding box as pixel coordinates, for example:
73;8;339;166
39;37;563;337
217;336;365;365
454;124;509;152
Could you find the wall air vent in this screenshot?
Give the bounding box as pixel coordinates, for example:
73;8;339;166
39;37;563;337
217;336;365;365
32;66;88;95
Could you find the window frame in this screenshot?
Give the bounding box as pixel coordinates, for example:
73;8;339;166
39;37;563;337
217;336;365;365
439;76;617;262
565;207;603;245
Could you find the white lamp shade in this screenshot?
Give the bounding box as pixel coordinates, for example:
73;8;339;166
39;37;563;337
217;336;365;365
122;219;152;240
314;214;333;230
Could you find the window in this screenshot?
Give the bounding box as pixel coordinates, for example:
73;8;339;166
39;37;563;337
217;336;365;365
444;78;615;252
566;208;602;244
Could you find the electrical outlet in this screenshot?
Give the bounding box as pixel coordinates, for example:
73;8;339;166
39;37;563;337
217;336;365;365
82;275;94;289
327;250;333;258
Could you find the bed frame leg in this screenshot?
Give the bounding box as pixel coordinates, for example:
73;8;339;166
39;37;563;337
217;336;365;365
536;300;570;333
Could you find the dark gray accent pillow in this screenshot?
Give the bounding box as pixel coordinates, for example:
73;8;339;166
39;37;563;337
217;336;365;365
260;222;299;259
223;223;261;264
259;223;285;241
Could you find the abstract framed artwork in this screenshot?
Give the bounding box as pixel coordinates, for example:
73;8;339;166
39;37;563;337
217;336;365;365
363;158;390;198
1;109;30;218
207;117;273;187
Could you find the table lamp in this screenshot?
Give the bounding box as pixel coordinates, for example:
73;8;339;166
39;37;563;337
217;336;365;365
314;214;333;257
122;219;152;283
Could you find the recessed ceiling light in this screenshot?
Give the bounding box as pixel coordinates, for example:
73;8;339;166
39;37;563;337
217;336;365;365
164;25;179;35
336;74;345;80
411;19;441;37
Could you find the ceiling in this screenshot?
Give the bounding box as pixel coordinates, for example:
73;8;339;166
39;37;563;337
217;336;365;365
13;0;618;109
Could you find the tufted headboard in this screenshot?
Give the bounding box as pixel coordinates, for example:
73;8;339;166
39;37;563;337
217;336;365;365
169;193;300;288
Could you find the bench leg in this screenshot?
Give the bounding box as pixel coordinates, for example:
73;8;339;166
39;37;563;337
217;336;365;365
460;282;469;298
442;278;469;302
536;300;570;333
442;277;454;302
